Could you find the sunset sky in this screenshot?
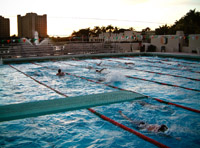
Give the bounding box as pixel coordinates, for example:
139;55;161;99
0;0;200;37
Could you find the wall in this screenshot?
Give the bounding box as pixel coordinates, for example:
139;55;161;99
151;35;184;52
114;43;140;52
189;34;200;54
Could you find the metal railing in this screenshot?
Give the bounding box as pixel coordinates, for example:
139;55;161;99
0;43;122;59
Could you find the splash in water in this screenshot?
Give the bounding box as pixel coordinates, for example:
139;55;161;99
104;70;126;83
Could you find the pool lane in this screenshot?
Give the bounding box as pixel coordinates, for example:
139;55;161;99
7;64;169;148
67;59;200;92
31;62;200;113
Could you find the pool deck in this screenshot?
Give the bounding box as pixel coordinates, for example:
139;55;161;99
2;52;200;64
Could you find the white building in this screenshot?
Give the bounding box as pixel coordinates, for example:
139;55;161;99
150;31;184;52
150;31;200;54
188;34;200;54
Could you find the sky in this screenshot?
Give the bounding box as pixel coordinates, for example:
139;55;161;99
0;0;200;37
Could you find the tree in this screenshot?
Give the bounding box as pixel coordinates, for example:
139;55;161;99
129;27;135;31
155;9;200;35
113;27;119;33
155;24;170;35
142;27;151;35
101;26;107;33
92;26;102;36
106;25;114;33
172;9;200;34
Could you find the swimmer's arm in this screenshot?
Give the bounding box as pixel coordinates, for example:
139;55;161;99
158;132;181;141
119;111;132;121
99;68;106;73
119;111;142;126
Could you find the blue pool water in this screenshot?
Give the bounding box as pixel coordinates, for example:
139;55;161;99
0;56;200;148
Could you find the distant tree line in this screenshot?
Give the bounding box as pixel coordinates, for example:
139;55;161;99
155;9;200;35
71;9;200;38
71;25;136;38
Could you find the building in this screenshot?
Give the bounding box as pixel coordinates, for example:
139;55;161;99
17;13;47;38
188;34;200;54
150;31;200;54
0;16;10;38
150;31;185;52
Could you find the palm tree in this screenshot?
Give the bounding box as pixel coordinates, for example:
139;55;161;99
92;26;102;36
129;27;135;31
101;26;107;33
113;27;119;33
106;25;114;36
155;24;170;35
145;27;151;32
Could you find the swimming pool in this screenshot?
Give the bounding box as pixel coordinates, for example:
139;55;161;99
0;55;200;148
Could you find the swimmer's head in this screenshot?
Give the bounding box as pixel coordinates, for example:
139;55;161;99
138;101;148;106
139;121;145;125
158;124;168;132
58;69;61;73
138;101;146;106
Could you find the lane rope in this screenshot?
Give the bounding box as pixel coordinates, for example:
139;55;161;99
112;57;200;74
125;56;200;65
72;59;200;92
88;108;169;148
32;62;200;113
105;59;200;81
126;75;200;92
123;56;200;68
8;64;68;97
8;64;169;148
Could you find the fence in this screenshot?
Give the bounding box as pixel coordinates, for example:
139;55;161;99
0;43;122;59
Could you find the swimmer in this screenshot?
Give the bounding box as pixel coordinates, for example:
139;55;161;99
96;61;102;66
124;62;135;69
96;68;106;73
87;66;93;69
136;101;174;113
56;69;65;76
138;101;163;109
125;62;135;65
98;78;105;82
119;111;168;133
119;111;181;140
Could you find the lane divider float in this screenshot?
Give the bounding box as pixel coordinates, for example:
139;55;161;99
8;64;169;148
124;56;200;66
126;75;200;92
122;56;199;69
88;108;169;148
111;57;200;74
32;62;200;113
104;59;200;81
72;59;200;92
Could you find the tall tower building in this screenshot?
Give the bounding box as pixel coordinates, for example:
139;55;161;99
0;16;10;38
17;13;47;38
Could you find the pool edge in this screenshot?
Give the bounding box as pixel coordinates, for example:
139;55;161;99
2;52;200;64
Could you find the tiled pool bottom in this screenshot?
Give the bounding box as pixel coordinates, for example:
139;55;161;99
0;55;200;148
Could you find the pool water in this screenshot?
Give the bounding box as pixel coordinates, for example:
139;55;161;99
0;56;200;148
